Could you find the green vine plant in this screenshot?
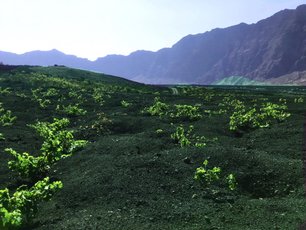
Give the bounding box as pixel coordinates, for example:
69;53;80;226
15;92;28;99
194;160;222;186
143;98;204;122
30;118;88;163
0;87;12;95
5;149;48;180
155;129;164;137
0;103;17;126
181;86;215;102
37;98;51;109
120;100;132;108
294;97;304;103
142;97;206;122
229;101;291;132
43;88;59;97
92;87;111;106
79;112;113;137
226;174;237;191
169;104;202;121
170;125;217;148
7;118;87;180
91;113;113;135
31;88;51;109
0;177;62;229
194;160;237;199
68;90;84;101
218;97;243;114
170;125;193;147
142;97;169;117
56;104;87;116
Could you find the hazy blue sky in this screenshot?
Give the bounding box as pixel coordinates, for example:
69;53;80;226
1;0;305;60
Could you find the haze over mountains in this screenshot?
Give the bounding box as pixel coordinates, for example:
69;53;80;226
1;4;306;85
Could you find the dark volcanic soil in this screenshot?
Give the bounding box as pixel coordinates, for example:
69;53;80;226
0;67;306;229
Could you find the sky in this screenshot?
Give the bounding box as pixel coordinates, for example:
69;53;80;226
0;0;306;61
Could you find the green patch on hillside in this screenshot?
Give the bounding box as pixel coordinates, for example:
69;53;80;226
213;76;267;86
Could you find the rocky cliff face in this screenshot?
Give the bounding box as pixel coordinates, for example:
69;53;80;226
140;4;306;84
95;5;306;84
1;5;306;84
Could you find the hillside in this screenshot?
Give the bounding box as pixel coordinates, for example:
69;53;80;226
1;5;306;85
0;66;306;229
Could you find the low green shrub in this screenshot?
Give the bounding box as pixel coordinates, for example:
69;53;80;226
30;118;87;164
0;110;17;126
155;129;164;137
229;101;290;132
170;104;202;121
170;125;193;147
194;160;221;185
294;97;304;103
226;174;238;191
92;88;108;106
56;104;87;116
0;87;11;95
91;113;113;135
43;88;59;97
143;97;169;117
194;159;237;191
0;103;17;126
31;88;51;109
6;149;47;180
170;125;216;148
121;100;132;108
68;91;83;101
7;118;87;180
0;177;62;229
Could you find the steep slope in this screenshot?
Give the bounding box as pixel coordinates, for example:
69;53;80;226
95;4;306;84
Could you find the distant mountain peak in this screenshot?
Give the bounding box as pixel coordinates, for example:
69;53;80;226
49;49;63;53
296;4;306;10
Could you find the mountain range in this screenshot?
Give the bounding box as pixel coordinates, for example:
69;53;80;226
1;4;306;85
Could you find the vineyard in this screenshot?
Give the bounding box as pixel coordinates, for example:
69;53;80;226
0;65;306;229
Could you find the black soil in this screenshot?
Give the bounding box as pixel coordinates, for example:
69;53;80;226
0;66;306;230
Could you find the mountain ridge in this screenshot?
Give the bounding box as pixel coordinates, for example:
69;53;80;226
1;4;306;85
